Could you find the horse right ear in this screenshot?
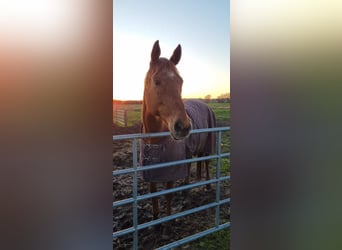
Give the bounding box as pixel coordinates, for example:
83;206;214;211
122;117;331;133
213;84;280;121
151;40;161;63
170;44;181;65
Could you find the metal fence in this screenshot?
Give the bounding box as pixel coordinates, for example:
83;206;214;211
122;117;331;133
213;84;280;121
113;108;128;126
113;127;230;249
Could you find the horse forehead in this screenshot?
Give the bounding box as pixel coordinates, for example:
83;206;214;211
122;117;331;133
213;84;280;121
159;65;179;79
165;70;176;78
149;60;180;80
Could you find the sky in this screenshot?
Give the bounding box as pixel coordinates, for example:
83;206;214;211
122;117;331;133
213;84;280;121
113;0;230;100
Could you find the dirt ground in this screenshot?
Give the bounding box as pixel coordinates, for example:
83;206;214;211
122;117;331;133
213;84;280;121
113;123;230;249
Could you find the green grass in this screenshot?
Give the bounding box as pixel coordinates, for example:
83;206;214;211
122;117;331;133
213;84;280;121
176;228;230;250
113;101;230;127
126;109;141;127
113;103;141;127
207;102;230;124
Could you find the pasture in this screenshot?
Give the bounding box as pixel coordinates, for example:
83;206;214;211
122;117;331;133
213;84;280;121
113;101;230;129
113;100;230;249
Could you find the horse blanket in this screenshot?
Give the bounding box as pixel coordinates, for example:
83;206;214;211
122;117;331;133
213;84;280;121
140;100;216;182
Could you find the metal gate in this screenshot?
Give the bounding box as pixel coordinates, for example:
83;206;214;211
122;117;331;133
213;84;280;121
113;127;230;249
113;108;127;126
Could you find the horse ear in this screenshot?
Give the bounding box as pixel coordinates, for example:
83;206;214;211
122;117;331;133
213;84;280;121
170;44;181;65
151;40;161;63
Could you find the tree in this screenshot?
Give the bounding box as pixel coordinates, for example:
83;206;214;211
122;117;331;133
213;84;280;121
204;94;211;103
217;93;230;103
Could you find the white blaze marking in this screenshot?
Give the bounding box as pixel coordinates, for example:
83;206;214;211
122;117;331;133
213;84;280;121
167;70;175;79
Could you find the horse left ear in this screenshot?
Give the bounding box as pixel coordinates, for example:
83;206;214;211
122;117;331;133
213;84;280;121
170;44;181;65
151;40;161;63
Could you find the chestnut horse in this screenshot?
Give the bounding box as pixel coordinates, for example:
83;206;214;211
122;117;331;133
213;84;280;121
141;40;216;221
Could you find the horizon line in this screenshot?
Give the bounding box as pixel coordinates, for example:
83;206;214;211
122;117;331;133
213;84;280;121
113;97;230;102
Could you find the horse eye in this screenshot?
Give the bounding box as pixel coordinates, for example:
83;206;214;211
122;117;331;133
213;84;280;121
154;80;161;86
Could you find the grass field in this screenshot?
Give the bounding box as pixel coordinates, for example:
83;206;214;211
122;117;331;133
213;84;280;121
113;101;230;127
113;100;230;249
182;228;230;250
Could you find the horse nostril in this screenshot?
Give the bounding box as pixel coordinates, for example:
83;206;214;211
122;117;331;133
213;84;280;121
174;120;184;132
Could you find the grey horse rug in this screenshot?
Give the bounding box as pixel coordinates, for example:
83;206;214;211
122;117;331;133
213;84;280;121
140;100;216;182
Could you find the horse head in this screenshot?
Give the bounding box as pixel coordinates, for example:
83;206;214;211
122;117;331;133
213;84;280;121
143;40;191;140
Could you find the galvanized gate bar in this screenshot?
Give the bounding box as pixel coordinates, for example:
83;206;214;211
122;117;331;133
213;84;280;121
113;176;230;207
216;130;222;227
132;138;138;249
113;198;230;238
113;152;230;176
113;222;231;249
113;127;230;249
139;198;229;230
156;222;231;250
113;127;230;140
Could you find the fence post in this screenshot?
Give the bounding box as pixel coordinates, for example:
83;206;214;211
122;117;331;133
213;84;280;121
215;130;222;227
124;110;128;127
113;108;128;127
132;138;138;249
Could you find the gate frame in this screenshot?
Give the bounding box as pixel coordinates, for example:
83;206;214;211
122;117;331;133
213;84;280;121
113;108;128;126
113;126;230;249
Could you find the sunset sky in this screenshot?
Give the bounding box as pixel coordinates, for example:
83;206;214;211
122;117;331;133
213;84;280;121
113;0;230;100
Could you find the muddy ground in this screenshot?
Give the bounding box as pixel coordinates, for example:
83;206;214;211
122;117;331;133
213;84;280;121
113;123;230;249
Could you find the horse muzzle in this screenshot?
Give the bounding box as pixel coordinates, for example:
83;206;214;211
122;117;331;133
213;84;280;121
170;119;191;140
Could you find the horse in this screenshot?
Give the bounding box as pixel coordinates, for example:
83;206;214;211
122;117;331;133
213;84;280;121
140;40;216;222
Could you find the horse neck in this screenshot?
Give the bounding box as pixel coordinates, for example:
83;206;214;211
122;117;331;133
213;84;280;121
142;101;168;144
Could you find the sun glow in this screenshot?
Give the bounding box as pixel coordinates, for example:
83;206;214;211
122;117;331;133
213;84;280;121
0;0;73;47
113;1;230;101
113;32;150;100
113;32;229;101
